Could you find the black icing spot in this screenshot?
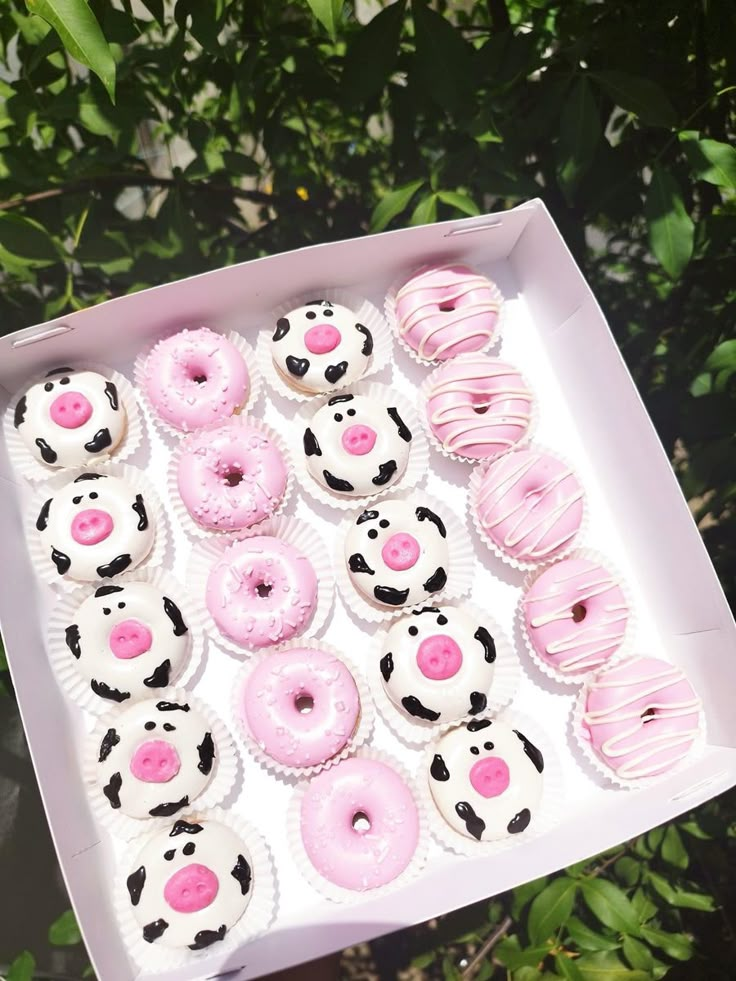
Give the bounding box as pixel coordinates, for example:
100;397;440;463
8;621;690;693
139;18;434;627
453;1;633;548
103;771;122;809
157;700;190;712
456;801;485;841
35;438;57;464
416;506;447;538
149;795;189;817
324;361;348;384
65;623;81;659
36;498;52;531
13;395;26;428
508;808;531;834
197;732;215;775
164;849;175;861
286;355;309;377
355;323;373;356
170;820;202;836
91;678;130;703
402;695;440;721
95;584;123;597
189;925;226;950
467;718;492;732
430;753;450;781
356;509;379;525
374;584;410;606
469;691;488;715
73;472;106;482
98;727;120;762
514;729;545;773
97;554;132;578
132;494;148;531
423;566;447;593
163;596;188;636
379;651;394;682
126;866;146;906
387;406;412;442
51;548;71;576
327;393;354;406
144;659;171;688
84;428;112;454
183;841;195;856
372;460;398;486
475;625;496;664
303;427;322;457
273;317;290;342
324;469;354;493
104;381;119;410
349;552;374;575
163;723;175;732
143;919;168;943
231;854;252;896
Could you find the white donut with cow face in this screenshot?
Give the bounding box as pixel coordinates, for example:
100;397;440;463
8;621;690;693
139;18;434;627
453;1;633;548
344;499;450;608
35;472;154;582
125;818;253;950
65;582;191;704
429;719;544;842
13;367;126;469
303;393;412;497
271;300;373;394
380;606;497;723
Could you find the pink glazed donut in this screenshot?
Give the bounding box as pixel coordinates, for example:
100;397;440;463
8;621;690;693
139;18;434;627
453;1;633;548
205;536;319;650
299;757;420;891
240;647;361;769
581;656;702;780
474;449;584;566
177;421;288;532
143;327;250;432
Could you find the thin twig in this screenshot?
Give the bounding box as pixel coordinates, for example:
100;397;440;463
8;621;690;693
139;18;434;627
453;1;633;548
586;848;627;878
461;914;513;980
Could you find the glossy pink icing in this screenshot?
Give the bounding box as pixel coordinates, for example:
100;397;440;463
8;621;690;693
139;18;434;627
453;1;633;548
582;656;702;779
342;424;376;456
143;327;249;432
130;739;180;783
164;864;219;913
395;264;500;361
523;558;630;675
475;449;584;564
304;323;341;354
470;757;510;798
242;647;360;768
50;391;93;429
177;421;288;532
109;619;153;659
425;354;533;460
300;757;419;890
416;634;462;680
206;535;318;649
70;508;113;546
381;532;420;571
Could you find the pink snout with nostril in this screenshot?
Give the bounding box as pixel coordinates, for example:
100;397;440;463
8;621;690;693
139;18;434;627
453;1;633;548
304;323;341;354
109;619;152;659
470;757;510;798
381;532;420;571
70;508;113;546
416;634;462;680
164;864;220;914
50;391;93;429
341;424;377;456
130;740;181;783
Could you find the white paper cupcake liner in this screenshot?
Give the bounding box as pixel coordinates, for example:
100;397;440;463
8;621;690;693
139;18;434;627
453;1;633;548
418;354;538;466
133;330;261;441
186;515;335;659
256;287;393;403
4;362;145;482
368;601;521;746
517;548;637;687
26;462;170;594
422;710;564;856
166;415;295;543
334;490;474;624
114;805;276;972
468;443;590;573
230;638;374;779
47;568;206;716
82;686;240;840
286;747;428;903
384;270;506;368
293;380;430;512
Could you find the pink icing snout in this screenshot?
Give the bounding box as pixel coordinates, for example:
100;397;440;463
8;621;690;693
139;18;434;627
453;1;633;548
416;634;462;680
164;864;219;914
342;424;377;456
381;533;420;571
70;508;113;545
470;757;510;798
304;323;341;354
109;619;152;659
130;740;180;783
50;391;93;429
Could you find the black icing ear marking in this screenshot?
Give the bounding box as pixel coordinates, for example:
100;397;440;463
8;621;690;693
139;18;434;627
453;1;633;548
303;427;322;457
469;691;488;715
467;718;492;732
379;651;394;682
231;854;252;896
306;299;332;307
91;678;130;702
163;596;188;636
197;732;215;775
348;552;375;575
286;355;309;377
508;808;531;834
423;566;447;593
475;626;496;663
514;729;545;773
84;428;112;454
65;624;81;659
98;727;120;762
414;606;440;616
51;548;71;576
132;494;148;531
401;695;440;722
324;470;354;493
372;460;398;486
189;925;226;950
35;438;57;464
149;795;189;817
456;801;485;840
13;395;26;428
430;753;450;781
324;361;348;384
103;771;122;809
355;323;373;356
374;584;410;606
126;865;146;906
46;366;73;377
356;509;379;525
73;472;106;482
387;406;412;442
170;820;202;836
327;393;354;406
97;554;132;578
104;380;119;410
157;700;190;712
144;659;171;688
95;584;124;597
36;498;52;531
143;919;169;943
273;317;291;342
416;506;447;538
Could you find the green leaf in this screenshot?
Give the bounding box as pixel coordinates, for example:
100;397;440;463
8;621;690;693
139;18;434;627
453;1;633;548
25;0;116;103
437;190;481;216
442;954;462;981
704;339;736;372
370;179;425;232
690;373;712;397
412;1;475;116
496;937;553;970
555;953;585;981
644;164;694;279
592;71;676;127
529;877;578;945
0;213;61;266
48;908;82;946
631;888;657;924
410;192;438;225
341;1;406;104
513;969;543;981
556;76;601;192
668;889;716;912
613;858;641;887
680;136;736;188
305;0;343;39
512;876;549;918
661;825;689;869
622;936;653;971
411;951;436;969
679;819;712;840
640;926;693;961
566;917;620;952
581;879;641;936
7;951;35;981
576;951;650;980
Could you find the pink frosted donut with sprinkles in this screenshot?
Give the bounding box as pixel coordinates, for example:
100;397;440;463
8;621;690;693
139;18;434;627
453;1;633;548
522;557;630;677
394;264;502;362
581;656;702;780
473;449;584;566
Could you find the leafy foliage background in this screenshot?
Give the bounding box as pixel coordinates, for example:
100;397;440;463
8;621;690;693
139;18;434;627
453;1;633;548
0;1;734;979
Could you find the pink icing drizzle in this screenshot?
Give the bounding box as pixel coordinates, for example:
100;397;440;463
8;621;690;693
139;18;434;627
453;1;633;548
304;323;341;354
341;424;377;456
50;391;93;429
416;634;462;680
164;864;219;913
381;532;420;571
130;739;181;783
469;757;510;797
70;508;113;546
109;618;153;659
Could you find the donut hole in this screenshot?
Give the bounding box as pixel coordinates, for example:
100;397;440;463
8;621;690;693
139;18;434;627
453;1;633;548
223;469;243;487
351;811;371;834
438;302;455;313
255;582;272;599
571;603;587;623
188;366;208;385
295;694;314;714
641;707;656;724
471;396;491;415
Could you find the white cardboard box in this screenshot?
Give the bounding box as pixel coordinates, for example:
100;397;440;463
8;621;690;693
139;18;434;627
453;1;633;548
1;200;735;981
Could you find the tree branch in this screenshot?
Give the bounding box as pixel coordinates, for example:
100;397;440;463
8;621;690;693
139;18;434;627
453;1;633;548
487;0;511;32
462;914;513;980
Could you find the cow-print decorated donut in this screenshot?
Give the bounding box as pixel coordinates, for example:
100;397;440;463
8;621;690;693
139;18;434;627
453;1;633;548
64;581;191;704
126;818;253;949
95;697;216;819
35;472;155;583
380;606;497;724
344;499;450;609
428;718;544;841
13;367;126;469
303;393;412;497
271;300;373;394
